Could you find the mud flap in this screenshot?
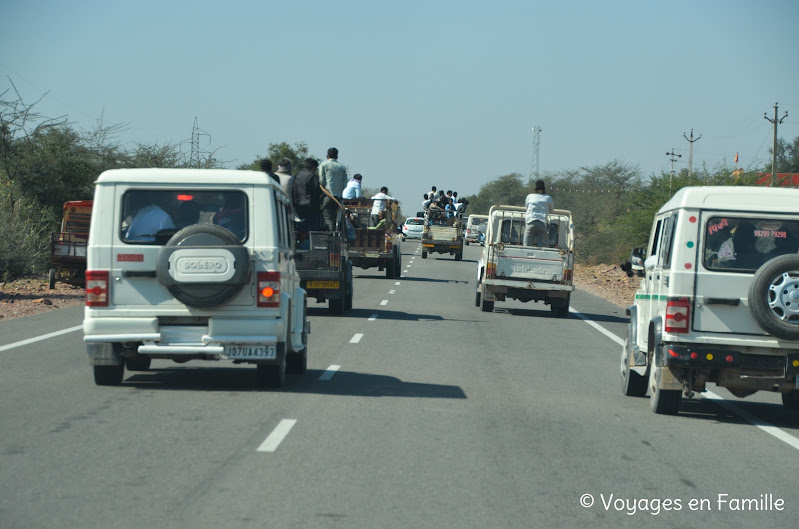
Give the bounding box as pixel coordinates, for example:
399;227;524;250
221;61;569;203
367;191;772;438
86;342;122;366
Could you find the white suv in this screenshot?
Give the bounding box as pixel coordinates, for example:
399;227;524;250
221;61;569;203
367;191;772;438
622;186;799;414
83;169;309;388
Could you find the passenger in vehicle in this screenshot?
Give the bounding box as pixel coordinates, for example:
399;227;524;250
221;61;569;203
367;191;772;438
731;222;765;269
293;158;323;233
175;200;201;229
125;192;176;241
214;194;246;239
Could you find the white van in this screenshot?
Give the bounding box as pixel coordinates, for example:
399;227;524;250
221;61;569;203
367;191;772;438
83;169;309;388
622;186;799;414
465;214;488;245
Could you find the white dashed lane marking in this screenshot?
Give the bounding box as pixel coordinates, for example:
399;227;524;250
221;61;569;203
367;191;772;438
380;300;388;306
257;419;297;452
350;333;363;343
319;365;341;381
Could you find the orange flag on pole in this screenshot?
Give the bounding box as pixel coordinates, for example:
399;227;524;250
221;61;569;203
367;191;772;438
735;152;739;164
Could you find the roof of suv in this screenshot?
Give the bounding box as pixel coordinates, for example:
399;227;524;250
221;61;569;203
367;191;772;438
660;186;799;213
96;168;278;187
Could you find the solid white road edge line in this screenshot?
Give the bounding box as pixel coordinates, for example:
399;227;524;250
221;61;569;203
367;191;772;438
350;333;363;343
257;419;297;452
319;365;341;381
0;325;83;353
570;306;799;452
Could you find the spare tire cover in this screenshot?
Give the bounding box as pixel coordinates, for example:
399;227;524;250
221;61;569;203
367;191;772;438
748;254;799;341
156;224;250;309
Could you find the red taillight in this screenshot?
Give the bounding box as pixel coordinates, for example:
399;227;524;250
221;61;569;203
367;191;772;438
665;297;690;334
257;271;280;307
329;253;341;268
726;355;734;363
486;263;496;279
85;270;109;307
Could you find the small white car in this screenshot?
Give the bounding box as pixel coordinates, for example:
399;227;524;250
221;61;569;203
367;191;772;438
464;214;488;245
83;169;309;388
402;217;424;239
622;186;799;414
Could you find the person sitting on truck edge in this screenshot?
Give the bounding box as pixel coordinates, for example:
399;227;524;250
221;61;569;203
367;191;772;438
523;179;554;247
275;158;294;198
319;147;348;231
343;173;363;199
293;158;323;233
370;186;395;227
260;159;280;184
368;211;388;230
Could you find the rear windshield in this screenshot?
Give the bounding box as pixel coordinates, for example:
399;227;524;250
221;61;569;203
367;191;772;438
470;217;486;226
499;218;559;246
406;218;424;225
703;216;799;272
121;189;248;244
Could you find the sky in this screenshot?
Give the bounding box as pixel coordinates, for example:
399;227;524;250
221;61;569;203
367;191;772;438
2;0;798;211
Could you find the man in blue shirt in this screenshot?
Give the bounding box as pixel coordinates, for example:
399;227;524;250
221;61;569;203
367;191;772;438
342;174;363;199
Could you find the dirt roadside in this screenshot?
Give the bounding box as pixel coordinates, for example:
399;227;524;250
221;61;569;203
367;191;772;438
0;264;640;322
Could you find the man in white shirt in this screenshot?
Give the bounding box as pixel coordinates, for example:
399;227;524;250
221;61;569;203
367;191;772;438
523;179;554;247
126;194;175;241
370;186;395;227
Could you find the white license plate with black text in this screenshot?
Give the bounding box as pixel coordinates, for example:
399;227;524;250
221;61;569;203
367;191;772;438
223;345;276;360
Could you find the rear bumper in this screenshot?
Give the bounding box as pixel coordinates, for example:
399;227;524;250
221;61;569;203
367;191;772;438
483;278;574;291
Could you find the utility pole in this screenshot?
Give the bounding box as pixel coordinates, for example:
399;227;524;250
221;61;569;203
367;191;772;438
764;102;788;186
189;117;211;168
529;126;542;180
682;129;702;176
666;149;682;194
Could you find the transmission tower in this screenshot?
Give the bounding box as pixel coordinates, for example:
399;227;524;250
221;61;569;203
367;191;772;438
189;117;211;168
529;126;542;179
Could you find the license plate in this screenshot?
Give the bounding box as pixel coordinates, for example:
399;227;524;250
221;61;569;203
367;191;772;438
223;345;276;360
306;280;339;289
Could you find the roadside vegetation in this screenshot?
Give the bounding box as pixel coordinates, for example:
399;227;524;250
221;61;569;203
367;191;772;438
2;82;798;278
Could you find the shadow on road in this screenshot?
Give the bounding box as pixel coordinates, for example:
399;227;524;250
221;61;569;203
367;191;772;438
123;367;467;399
307;307;480;323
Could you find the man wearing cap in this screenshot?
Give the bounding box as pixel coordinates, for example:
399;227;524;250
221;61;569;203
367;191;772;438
342;173;363;199
319;147;348;231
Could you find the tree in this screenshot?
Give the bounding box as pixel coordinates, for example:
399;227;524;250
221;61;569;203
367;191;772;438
238;141;315;174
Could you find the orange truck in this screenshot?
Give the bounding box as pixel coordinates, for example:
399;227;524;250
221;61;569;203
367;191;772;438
49;200;93;288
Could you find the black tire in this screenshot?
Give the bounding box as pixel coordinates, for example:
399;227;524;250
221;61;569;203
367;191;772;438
93;364;124;386
156;224;250;309
287;304;308;375
782;391;799;410
257;347;286;389
329;297;345;315
454;252;463;261
550;294;571;318
475;288;481;307
345;262;354;310
385;259;395;279
465;241;470;246
48;268;56;289
480;286;494;313
621;339;647;397
125;355;151;371
421;251;427;259
649;366;680;415
748;254;799;340
395;252;401;278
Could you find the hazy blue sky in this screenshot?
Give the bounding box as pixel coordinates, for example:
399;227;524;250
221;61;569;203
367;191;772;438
2;0;797;209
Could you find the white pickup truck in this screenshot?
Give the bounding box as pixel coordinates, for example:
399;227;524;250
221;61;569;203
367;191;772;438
475;205;575;317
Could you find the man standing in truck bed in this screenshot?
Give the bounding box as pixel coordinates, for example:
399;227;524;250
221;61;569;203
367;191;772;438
370;187;395;227
523;179;554;247
319;147;348;231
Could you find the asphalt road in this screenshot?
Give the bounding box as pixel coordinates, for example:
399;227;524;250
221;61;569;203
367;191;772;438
1;242;798;529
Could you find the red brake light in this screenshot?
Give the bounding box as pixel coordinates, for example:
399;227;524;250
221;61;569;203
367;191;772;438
257;271;280;307
86;270;109;307
177;194;194;201
665;297;691;334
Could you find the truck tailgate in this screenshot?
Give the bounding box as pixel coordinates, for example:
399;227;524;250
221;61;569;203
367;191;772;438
494;246;567;282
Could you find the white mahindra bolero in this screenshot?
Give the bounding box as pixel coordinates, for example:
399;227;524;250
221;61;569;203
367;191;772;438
622;186;799;414
83;169;309;388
